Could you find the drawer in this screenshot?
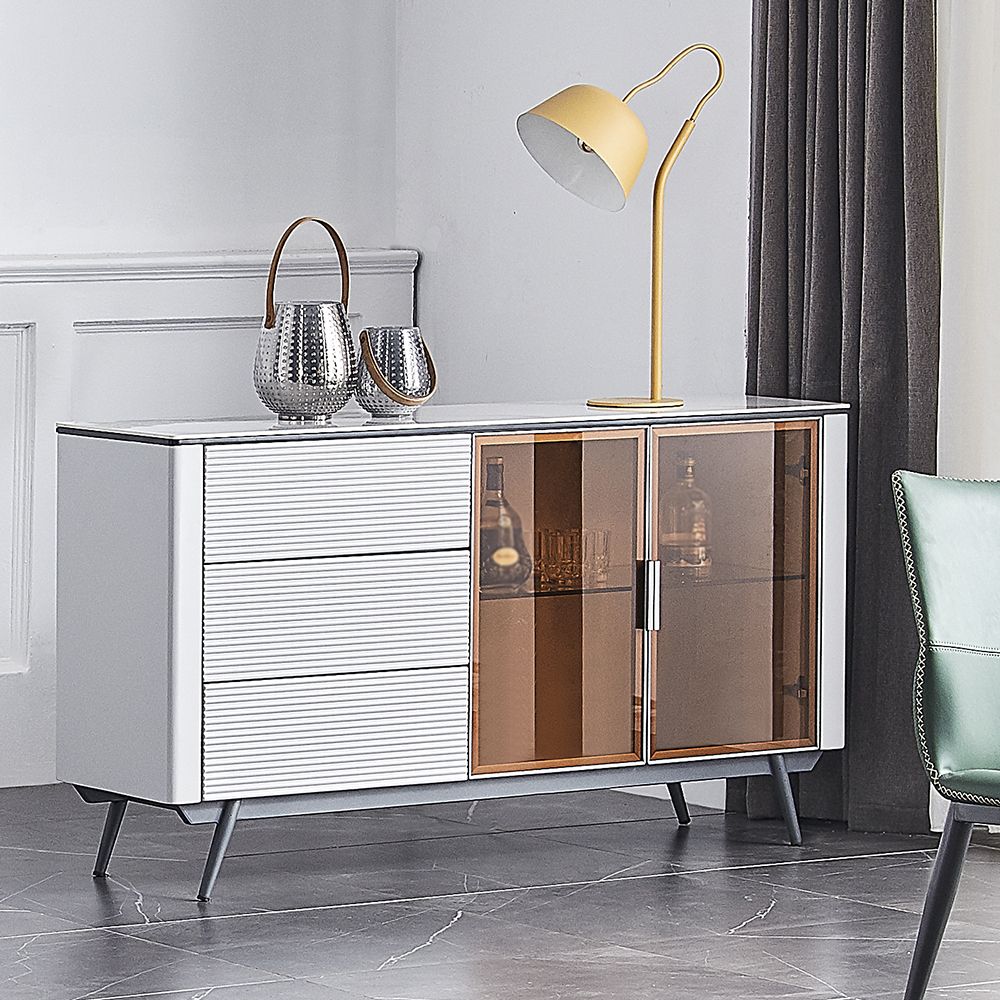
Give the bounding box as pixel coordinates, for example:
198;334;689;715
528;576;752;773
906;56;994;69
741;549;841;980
203;434;472;562
203;550;471;682
203;666;470;798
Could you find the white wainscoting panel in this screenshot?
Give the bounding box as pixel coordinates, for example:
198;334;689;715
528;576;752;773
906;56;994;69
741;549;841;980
203;666;470;799
0;324;34;674
0;247;417;785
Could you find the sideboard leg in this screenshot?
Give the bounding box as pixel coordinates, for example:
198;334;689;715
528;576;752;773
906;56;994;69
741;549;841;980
768;754;802;846
666;782;691;826
197;800;241;902
93;799;129;877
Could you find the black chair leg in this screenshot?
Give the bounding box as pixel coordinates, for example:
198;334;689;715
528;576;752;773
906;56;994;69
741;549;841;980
93;799;128;877
197;800;241;902
666;782;691;826
768;754;802;846
904;804;973;1000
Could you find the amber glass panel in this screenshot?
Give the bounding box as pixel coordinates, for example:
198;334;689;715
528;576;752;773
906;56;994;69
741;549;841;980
473;431;643;773
651;421;818;757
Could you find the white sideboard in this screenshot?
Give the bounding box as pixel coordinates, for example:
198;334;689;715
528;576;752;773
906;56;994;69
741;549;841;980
56;397;848;900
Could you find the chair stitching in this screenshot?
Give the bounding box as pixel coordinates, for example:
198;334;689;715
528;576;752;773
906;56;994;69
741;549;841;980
930;643;1000;657
892;471;1000;808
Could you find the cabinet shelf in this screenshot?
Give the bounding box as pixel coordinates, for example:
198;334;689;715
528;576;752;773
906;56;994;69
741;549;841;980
661;561;807;590
479;582;633;602
479;565;634;602
478;561;807;599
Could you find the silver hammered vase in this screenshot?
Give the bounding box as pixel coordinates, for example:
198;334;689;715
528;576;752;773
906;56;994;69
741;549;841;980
357;326;438;417
254;217;357;421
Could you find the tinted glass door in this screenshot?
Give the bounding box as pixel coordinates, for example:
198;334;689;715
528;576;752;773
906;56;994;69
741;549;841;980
651;421;819;758
473;430;643;773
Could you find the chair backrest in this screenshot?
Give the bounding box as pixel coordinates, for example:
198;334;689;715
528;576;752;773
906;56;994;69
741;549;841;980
894;470;1000;783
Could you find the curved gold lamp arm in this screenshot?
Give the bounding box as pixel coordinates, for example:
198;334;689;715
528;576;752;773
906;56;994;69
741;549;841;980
622;43;725;120
593;44;725;406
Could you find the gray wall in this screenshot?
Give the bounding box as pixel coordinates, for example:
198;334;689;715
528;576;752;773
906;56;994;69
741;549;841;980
395;0;753;404
0;0;398;254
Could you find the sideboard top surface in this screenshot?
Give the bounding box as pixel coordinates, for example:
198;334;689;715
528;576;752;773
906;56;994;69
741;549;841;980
57;396;849;445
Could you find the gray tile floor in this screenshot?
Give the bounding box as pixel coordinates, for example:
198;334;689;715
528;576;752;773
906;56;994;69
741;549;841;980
0;783;996;999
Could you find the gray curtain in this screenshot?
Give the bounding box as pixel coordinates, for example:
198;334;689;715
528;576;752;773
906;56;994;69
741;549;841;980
732;0;940;832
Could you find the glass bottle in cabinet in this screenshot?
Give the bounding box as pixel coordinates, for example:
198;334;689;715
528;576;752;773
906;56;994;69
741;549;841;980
660;456;712;578
479;457;533;592
473;431;643;774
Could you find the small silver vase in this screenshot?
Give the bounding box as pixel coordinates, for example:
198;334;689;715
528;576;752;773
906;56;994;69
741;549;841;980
253;217;357;422
357;326;437;418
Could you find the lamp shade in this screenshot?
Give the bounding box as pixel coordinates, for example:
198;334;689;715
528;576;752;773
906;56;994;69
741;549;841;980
516;84;648;211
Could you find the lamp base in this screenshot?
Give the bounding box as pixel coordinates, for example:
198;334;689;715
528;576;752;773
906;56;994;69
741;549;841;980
586;396;684;409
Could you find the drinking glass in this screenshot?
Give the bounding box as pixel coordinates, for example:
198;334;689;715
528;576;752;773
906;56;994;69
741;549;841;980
585;528;610;586
535;527;611;590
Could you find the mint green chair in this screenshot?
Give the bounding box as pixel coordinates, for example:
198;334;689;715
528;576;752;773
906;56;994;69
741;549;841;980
894;470;1000;1000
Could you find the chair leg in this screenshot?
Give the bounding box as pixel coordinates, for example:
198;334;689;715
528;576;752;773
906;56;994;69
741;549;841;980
666;782;691;826
768;754;802;846
904;804;973;1000
93;799;128;877
197;800;241;902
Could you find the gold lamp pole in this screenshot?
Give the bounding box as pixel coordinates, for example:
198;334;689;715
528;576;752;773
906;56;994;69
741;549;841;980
517;44;725;408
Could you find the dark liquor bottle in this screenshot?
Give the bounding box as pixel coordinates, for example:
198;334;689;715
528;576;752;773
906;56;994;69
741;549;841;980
479;457;532;591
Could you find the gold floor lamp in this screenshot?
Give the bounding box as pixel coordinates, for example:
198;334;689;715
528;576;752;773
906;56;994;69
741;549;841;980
517;44;725;408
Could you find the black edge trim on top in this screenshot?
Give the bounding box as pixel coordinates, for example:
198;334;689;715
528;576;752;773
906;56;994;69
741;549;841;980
56;425;181;446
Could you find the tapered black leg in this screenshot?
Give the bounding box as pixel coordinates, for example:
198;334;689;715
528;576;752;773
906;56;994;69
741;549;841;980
197;800;241;902
904;805;973;1000
768;754;802;846
93;799;128;877
666;783;691;826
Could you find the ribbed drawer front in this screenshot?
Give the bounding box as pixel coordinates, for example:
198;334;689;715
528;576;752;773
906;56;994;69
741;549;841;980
203;435;472;562
203;551;471;682
203;667;470;798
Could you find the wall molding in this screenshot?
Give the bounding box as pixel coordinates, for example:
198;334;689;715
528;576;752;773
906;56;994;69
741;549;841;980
0;324;35;674
73;313;362;337
0;248;419;285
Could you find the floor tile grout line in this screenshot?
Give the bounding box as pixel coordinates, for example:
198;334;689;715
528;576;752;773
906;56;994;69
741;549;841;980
0;871;62;905
299;941;867;1000
759;948;850;999
68;955;182;1000
728;870;923;918
98;925;310;997
0;814;931;867
24;886;147;932
862;977;1000;998
229;826;935;866
0;845;190;863
73;977;293;1000
741;934;1000;944
301;980;417;1000
102;923;301;976
222;811;727;861
0;845;940;944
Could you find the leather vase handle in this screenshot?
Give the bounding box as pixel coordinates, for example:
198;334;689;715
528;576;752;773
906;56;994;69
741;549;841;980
264;216;350;329
360;330;438;406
